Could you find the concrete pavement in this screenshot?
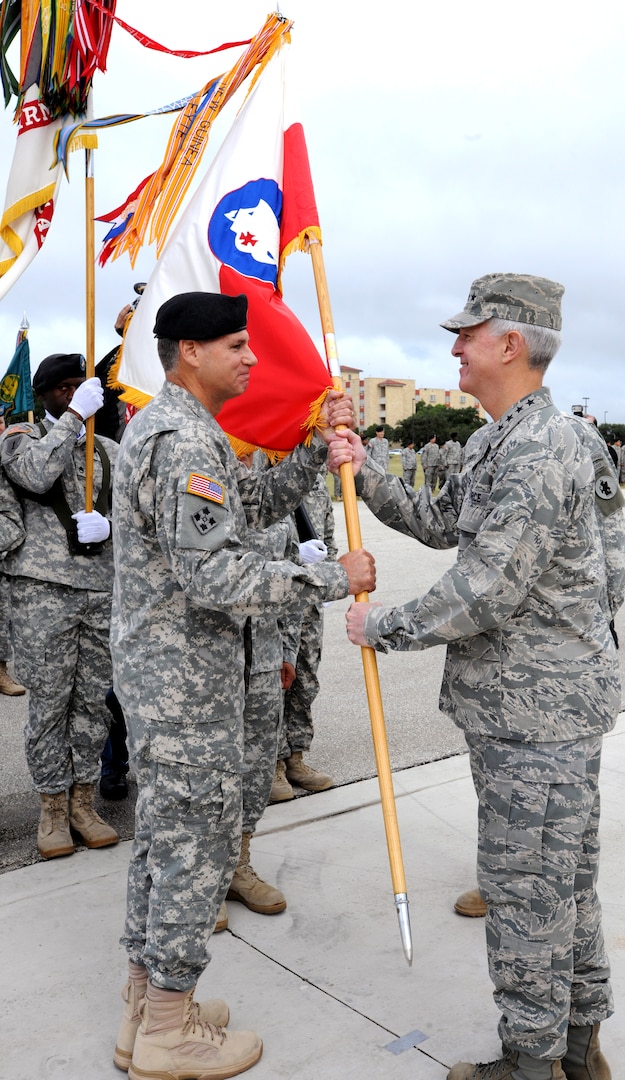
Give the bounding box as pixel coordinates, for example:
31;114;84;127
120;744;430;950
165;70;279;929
1;499;624;1077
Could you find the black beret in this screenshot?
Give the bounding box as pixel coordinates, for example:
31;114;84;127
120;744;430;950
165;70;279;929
32;353;86;394
153;292;248;342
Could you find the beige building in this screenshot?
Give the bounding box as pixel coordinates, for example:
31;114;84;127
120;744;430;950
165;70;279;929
339;367;486;428
416;386;487;419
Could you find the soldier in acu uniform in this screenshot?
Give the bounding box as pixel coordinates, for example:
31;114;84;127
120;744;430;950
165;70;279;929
329;273;624;1080
0;407;26;696
0;353;119;859
368;424;390;470
400;439;417;487
110;291;374;1080
445;431;464;476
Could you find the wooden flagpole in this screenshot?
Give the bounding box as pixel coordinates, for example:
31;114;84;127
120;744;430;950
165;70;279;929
308;238;413;966
84;147;95;511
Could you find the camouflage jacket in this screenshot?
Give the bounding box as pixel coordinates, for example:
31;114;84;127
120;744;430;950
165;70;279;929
368;437;389;470
420;442;440;468
247;515;302;674
110;382;348;770
0;467;25;557
355;388;624;742
0;413;117;591
444;439;463;469
400;447;416;472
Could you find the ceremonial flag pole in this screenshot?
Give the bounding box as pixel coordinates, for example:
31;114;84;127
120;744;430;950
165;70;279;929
84;146;96;511
307;237;413;967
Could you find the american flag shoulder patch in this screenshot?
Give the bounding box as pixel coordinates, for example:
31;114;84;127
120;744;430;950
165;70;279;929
187;472;225;504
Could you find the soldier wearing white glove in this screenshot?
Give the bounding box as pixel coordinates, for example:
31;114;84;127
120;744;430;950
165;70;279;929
298;539;328;564
71;510;111;544
68;377;104;420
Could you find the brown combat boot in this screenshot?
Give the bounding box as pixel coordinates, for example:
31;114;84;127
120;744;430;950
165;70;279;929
227;833;286;914
285;751;333;792
37;792;74;859
269;759;294;802
454;887;487;918
562;1024;611;1080
69;782;119;848
0;661;25;696
448;1049;565;1079
113;969;230;1073
128;985;261;1080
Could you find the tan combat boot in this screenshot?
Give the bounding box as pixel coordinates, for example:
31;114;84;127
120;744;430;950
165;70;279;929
113;969;230;1073
129;985;262;1080
0;661;25;696
454;888;487;918
448;1049;566;1079
214;900;228;933
227;833;286;914
285;751;333;792
269;759;294;802
69;782;119;848
562;1024;611;1080
37;792;74;859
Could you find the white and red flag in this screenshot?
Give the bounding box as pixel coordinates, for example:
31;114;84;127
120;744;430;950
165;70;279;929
0;85;67;300
114;42;330;455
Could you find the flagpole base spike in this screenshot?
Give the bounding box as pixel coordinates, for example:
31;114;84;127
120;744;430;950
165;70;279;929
394;893;413;966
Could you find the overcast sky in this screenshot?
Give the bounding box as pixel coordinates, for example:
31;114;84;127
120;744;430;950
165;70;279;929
1;1;624;423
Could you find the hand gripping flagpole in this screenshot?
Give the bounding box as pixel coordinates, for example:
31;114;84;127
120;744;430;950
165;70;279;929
307;238;413;966
84;147;96;511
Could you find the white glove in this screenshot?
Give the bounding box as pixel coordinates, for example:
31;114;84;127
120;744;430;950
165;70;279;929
69;377;104;420
299;539;328;564
71;510;111;543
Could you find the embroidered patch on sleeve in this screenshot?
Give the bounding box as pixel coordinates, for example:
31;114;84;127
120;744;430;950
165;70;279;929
187;473;225;504
192;506;219;534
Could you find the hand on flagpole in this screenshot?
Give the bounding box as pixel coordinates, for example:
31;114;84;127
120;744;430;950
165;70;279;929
337;549;376;596
67;377;104;420
345;600;382;646
315;389;356;444
327;427;367;476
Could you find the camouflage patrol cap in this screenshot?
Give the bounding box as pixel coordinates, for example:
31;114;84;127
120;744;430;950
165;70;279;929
440;273;564;332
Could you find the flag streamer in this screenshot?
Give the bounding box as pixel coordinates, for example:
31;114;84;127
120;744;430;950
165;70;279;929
96;12;293;268
110;41;332;458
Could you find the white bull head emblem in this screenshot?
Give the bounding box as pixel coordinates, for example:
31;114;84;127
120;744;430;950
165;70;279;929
224;199;279;266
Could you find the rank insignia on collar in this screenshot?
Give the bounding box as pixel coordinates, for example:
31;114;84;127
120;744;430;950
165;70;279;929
187;472;225;504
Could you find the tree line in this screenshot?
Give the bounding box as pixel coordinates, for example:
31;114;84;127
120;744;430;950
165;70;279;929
362;402;486;447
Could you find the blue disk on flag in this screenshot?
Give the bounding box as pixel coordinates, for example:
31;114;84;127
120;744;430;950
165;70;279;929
208;178;283;286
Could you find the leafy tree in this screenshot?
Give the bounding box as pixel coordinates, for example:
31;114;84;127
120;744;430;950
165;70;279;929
392;403;486;447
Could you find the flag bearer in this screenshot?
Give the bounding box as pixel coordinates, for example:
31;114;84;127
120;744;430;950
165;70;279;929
0;353;119;858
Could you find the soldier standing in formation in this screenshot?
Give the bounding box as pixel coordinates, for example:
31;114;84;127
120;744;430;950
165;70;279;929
110;291;374;1080
329;273;623;1080
368;424;390;470
0;354;119;859
271;471;336;801
444;431;464;476
420;433;440;489
400;439;417;487
0;406;26;696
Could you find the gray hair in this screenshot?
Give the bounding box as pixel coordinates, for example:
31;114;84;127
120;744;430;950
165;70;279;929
156;337;180;373
488;318;561;372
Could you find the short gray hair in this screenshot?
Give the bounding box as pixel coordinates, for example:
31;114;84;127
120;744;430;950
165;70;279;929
156;337;180;373
488;318;561;372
